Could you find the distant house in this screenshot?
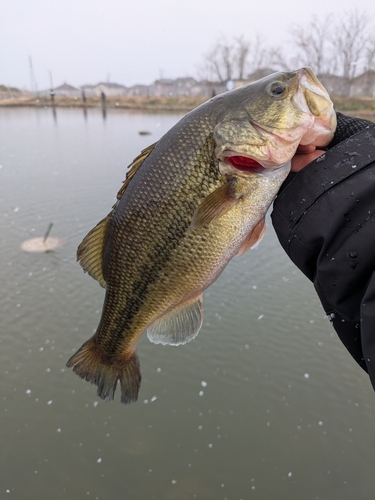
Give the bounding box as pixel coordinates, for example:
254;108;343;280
128;78;226;98
227;68;276;91
127;84;150;96
190;80;226;98
150;79;178;97
350;70;375;98
232;79;252;89
53;83;81;97
148;77;197;97
38;82;79;97
80;84;96;97
0;85;24;100
317;74;350;97
174;77;198;96
39;82;81;97
247;68;276;81
93;82;128;97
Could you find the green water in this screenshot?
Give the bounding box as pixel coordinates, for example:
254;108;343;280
1;107;374;500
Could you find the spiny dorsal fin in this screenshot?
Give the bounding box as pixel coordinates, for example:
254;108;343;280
190;179;241;229
146;294;204;346
77;215;111;288
116;142;157;201
236;217;266;257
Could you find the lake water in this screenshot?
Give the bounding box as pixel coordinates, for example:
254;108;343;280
1;106;375;500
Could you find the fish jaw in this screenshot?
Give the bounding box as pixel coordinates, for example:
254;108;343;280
293;67;337;147
217;135;298;171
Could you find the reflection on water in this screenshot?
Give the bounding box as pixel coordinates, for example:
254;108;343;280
52;105;57;123
1;107;375;500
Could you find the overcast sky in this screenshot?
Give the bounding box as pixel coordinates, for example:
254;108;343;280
1;0;374;90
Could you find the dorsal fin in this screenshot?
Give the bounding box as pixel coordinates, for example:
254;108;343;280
116;142;157;201
77;143;157;287
77;215;111;288
146;294;204;346
77;143;157;288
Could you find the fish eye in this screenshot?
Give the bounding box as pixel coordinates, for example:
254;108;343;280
267;82;287;98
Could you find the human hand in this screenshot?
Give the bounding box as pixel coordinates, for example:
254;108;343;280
291;145;326;172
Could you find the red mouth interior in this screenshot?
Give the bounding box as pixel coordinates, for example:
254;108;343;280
227;156;264;172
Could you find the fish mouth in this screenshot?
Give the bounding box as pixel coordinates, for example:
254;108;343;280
222;153;266;174
220;151;291;179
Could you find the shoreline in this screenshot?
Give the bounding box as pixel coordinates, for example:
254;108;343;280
0;95;375;120
0;95;208;112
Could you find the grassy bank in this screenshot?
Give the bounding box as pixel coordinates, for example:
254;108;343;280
331;96;375;121
1;94;375;121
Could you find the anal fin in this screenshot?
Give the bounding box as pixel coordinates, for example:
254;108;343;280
146;294;204;346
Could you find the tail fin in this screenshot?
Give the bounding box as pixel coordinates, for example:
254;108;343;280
66;339;141;404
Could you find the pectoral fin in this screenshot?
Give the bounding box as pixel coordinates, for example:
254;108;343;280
77;215;110;288
236;217;266;256
146;294;204;346
190;180;242;229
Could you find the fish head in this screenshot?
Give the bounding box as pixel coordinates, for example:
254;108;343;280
214;67;336;176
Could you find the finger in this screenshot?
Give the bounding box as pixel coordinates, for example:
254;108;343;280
295;144;317;154
291;150;326;172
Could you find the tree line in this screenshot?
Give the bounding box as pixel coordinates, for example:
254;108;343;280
199;10;375;84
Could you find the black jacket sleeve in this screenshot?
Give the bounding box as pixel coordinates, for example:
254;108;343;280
271;113;375;388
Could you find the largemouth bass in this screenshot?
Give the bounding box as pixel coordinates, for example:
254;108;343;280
67;67;336;404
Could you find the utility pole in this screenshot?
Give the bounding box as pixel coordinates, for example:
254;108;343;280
49;71;55;104
29;56;38;96
49;71;54;89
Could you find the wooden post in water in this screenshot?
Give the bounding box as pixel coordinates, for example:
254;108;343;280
21;222;63;252
43;222;53;243
101;91;107;120
49;71;55;105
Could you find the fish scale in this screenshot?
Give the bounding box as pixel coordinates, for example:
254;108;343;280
93;132;221;352
67;67;336;404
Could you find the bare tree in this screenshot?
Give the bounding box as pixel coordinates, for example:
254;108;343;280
200;35;279;82
266;45;289;72
199;10;374;95
233;36;249;80
289;15;333;75
330;10;369;80
201;37;236;81
365;36;375;71
245;35;287;75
